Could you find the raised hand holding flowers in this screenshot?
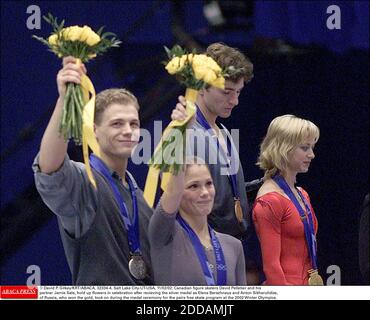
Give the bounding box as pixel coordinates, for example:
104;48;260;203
33;13;121;188
144;45;227;207
33;13;121;144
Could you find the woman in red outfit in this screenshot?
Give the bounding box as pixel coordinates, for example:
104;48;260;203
252;115;322;285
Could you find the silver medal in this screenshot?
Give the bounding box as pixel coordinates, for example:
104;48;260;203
128;254;147;280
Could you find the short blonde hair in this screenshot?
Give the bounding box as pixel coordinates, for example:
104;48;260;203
256;115;320;179
94;88;140;125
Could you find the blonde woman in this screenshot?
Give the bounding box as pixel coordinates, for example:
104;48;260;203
252;115;322;285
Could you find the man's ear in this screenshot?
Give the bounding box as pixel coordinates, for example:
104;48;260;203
93;123;98;141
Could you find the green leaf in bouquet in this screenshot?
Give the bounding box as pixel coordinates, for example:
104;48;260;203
42;13;54;25
149;124;187;175
164;46;172;59
31;35;50;46
100;31;117;39
96;26;105;36
170;44;186;57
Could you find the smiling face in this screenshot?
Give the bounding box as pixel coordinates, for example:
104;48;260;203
94;103;140;160
179;164;215;217
287;136;317;174
201;78;244;119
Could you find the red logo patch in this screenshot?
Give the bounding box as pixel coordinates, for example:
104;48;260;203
0;286;38;299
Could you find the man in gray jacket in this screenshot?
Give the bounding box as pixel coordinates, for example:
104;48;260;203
33;56;187;285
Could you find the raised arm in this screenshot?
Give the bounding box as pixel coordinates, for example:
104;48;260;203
38;56;86;173
149;96;190;247
159;95;190;213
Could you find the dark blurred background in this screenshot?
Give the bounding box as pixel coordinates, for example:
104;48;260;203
1;0;369;285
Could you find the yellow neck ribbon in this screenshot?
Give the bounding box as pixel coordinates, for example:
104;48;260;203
143;88;198;207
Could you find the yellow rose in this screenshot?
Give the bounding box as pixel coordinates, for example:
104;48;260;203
165;54;196;75
204;56;222;73
203;70;218;84
88;53;97;59
62;26;78;41
67;26;83;42
191;54;224;87
165;56;182;74
61;27;70;39
48;34;58;46
192;54;208;68
192;54;222;73
180;53;194;66
209;76;225;89
193;65;210;82
79;25;93;42
85;31;100;46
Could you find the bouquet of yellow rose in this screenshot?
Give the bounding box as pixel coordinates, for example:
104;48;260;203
164;45;226;90
148;45;226;175
33;13;121;144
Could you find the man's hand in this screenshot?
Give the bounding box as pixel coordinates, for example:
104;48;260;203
57;56;87;99
171;95;195;127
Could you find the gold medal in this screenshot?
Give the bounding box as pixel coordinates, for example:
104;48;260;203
234;198;243;223
308;269;324;286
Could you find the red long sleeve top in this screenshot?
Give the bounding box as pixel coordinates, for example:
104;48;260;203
252;188;318;285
